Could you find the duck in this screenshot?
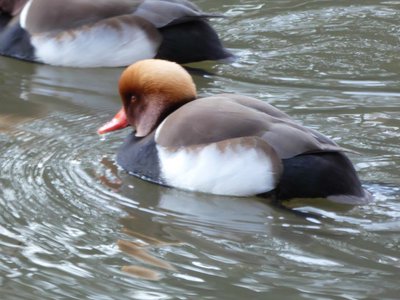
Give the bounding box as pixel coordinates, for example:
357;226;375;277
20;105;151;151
97;59;371;204
0;0;231;67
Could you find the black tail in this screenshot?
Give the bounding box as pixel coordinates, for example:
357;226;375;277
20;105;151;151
274;152;370;204
155;19;232;64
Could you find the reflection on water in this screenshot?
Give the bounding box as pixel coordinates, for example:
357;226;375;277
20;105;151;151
1;0;400;299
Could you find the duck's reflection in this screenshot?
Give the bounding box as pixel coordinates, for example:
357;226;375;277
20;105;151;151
98;149;359;281
0;56;123;111
117;239;176;281
98;156;282;280
98;157;177;280
0;56;217;121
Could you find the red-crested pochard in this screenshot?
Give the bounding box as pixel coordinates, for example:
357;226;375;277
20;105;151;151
98;59;371;204
0;0;231;67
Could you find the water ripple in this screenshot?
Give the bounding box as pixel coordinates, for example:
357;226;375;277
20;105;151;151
0;0;399;299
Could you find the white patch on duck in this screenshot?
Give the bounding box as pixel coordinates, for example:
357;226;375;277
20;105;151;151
19;0;33;29
26;15;161;67
156;136;282;197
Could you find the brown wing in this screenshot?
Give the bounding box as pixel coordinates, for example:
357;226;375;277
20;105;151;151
24;0;139;34
23;0;210;34
155;94;346;159
219;93;340;148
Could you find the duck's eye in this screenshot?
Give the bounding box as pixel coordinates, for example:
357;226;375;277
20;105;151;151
130;95;137;103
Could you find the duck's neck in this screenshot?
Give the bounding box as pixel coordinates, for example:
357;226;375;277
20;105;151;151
160;96;195;123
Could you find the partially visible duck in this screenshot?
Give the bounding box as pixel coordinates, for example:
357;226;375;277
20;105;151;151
0;0;231;67
98;59;371;204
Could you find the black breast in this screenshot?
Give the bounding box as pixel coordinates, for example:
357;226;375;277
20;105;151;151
116;132;163;185
0;19;35;61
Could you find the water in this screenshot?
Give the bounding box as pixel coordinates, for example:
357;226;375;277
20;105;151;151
1;0;399;299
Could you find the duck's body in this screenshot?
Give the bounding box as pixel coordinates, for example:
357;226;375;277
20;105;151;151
0;0;231;67
99;59;371;204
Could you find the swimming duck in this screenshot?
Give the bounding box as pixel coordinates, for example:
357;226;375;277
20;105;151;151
98;59;371;204
0;0;231;67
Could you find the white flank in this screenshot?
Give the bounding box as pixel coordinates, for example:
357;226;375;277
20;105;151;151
19;0;33;29
30;21;160;67
157;143;278;197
